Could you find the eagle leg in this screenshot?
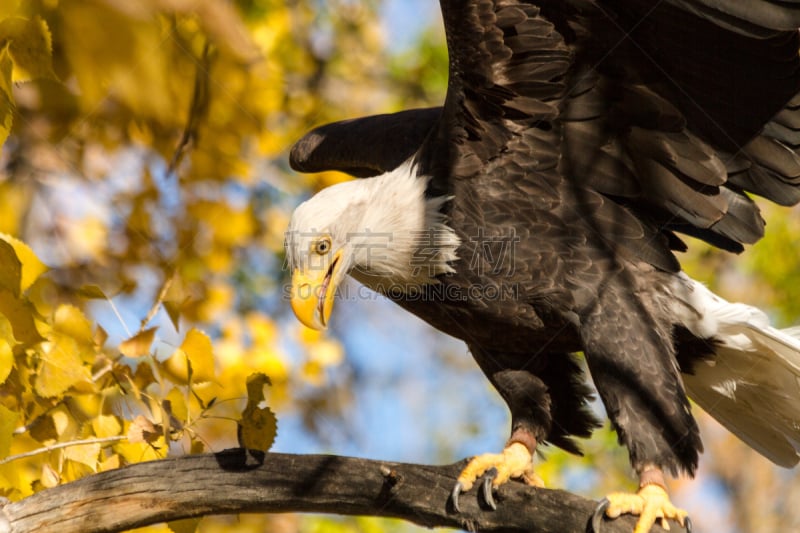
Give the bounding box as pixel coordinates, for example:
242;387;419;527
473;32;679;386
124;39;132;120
591;466;691;533
451;439;543;512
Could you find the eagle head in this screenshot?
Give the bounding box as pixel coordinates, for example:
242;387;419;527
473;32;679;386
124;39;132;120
285;181;366;330
285;162;460;330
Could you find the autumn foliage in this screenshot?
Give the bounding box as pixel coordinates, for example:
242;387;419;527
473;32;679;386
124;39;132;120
0;1;396;531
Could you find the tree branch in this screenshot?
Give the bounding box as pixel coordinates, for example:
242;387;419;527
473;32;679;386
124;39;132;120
0;450;681;533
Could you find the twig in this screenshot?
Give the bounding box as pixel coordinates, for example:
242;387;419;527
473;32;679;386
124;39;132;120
0;436;126;466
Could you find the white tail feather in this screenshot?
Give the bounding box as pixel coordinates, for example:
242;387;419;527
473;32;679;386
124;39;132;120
673;274;800;467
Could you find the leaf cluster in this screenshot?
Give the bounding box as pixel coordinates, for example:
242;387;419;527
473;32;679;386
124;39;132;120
0;1;407;531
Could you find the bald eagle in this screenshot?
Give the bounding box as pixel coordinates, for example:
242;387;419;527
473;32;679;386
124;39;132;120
285;0;800;531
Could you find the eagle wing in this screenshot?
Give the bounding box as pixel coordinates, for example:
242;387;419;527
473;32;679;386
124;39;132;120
289;107;440;177
290;0;800;257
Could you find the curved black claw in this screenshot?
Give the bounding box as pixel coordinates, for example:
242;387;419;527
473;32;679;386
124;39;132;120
590;498;610;533
482;467;498;510
685;516;692;533
451;482;464;513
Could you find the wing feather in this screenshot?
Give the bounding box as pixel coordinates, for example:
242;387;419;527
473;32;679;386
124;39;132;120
289;0;800;259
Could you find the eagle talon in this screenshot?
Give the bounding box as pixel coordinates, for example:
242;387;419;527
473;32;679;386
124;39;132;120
597;484;689;533
482;467;498;510
591;497;610;532
684;516;692;533
451;482;465;513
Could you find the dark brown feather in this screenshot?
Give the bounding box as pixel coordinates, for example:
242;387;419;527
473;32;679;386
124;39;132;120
288;0;800;475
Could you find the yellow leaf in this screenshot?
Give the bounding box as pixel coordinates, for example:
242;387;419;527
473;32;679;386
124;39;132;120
0;183;27;235
35;334;93;398
65;393;101;422
53;304;94;345
101;0;258;63
0;309;17;340
249;347;289;384
63;217;108;262
0;45;12;150
0;312;14;384
40;463;60;489
0;337;11;384
51;407;73;438
119;326;157;358
163;298;186;331
298;325;323;344
94;324;109;347
63;442;100;471
0;403;19;457
237;403;277;453
197;282;233;321
246;312;276;346
77;284;107;299
0;233;47;293
245;372;271;403
0;288;43;347
213;204;255;247
63;457;94;481
308;339;344;367
301;360;324;387
237;372;276;453
163;328;214;384
99;453;120;472
0;2;20;19
189;440;204;454
0;238;20;295
115;438;164;464
167;518;200;533
164;387;187;424
127;415;160;445
131;360;157;399
0;16;55;81
92;414;122;439
60;1;187;123
28;412;57;443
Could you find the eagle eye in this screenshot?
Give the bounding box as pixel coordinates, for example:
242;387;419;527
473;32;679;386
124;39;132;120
313;237;332;255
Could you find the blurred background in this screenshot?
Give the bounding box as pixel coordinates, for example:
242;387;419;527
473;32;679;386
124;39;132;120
0;1;798;532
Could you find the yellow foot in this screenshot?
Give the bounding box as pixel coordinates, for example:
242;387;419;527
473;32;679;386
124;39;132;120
451;442;542;511
592;484;691;533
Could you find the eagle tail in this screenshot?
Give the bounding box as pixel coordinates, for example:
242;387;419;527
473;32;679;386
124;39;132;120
675;274;800;467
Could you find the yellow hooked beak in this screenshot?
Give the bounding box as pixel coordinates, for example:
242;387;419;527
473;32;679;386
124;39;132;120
290;249;344;330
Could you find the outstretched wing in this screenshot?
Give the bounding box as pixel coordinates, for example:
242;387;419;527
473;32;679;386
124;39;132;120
562;0;800;252
289;107;440;177
290;0;800;258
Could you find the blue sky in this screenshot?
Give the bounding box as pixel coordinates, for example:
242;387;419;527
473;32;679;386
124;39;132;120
382;0;442;51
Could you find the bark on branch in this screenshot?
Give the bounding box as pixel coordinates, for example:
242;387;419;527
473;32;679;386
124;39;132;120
0;450;681;533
